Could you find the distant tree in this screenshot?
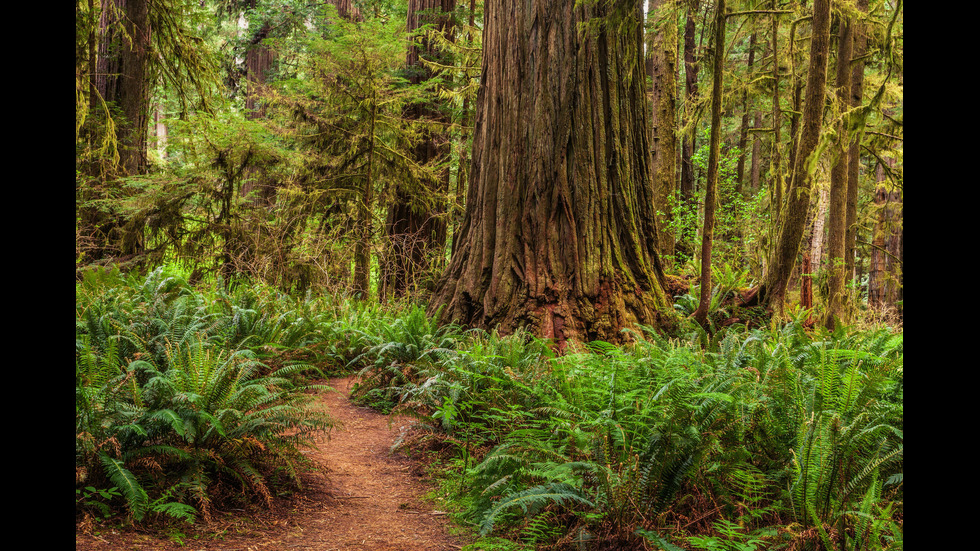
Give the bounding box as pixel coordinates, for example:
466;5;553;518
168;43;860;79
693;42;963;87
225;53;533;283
868;157;902;312
382;0;456;300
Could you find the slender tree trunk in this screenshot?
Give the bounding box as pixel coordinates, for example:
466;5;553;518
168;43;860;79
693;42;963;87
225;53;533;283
153;103;168;160
757;0;832;315
735;32;757;191
767;10;785;245
824;13;853;329
647;0;678;261
430;0;670;347
845;0;869;289
692;0;726;327
749;109;763;192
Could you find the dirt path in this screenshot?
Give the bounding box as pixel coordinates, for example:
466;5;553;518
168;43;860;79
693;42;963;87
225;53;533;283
294;376;463;550
75;376;466;551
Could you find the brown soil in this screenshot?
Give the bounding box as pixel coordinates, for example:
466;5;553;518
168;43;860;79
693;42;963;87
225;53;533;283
75;376;468;551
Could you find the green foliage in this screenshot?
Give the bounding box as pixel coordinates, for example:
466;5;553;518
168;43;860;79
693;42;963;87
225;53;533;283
76;267;335;524
75;268;903;548
368;313;903;549
667;128;769;279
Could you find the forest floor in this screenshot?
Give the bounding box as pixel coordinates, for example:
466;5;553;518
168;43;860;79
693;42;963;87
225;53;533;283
75;376;469;551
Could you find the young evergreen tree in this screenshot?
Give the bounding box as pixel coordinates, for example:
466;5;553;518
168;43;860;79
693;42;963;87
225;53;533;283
429;0;671;346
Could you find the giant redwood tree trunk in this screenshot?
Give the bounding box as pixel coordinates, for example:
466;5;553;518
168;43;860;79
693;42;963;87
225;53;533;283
428;0;671;346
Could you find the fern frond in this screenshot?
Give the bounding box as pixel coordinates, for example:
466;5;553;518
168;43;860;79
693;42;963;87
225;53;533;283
478;482;593;535
100;454;149;520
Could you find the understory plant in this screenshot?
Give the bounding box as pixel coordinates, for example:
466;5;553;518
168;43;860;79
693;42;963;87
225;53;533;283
382;319;903;550
76;267;335;523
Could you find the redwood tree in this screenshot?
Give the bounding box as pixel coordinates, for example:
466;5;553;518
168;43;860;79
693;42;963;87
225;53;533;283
429;0;671;346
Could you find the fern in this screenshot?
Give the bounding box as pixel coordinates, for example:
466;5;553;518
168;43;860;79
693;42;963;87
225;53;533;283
478;482;593;536
99;454;149;520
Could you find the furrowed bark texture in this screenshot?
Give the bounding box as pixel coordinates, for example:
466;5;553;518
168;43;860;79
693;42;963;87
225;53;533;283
429;0;670;345
118;0;150;176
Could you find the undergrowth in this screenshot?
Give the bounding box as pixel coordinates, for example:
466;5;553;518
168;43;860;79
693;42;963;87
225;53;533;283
377;322;904;550
77;266;903;550
75;267;339;525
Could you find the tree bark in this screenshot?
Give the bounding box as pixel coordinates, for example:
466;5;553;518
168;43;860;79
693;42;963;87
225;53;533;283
692;0;726;327
429;0;671;347
117;0;151;176
647;0;678;261
845;0;869;289
824;12;853;329
757;0;832;315
768;11;784;230
679;0;700;202
244;3;274;121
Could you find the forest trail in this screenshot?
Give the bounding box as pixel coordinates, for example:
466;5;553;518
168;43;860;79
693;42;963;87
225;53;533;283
75;376;465;551
292;375;464;550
